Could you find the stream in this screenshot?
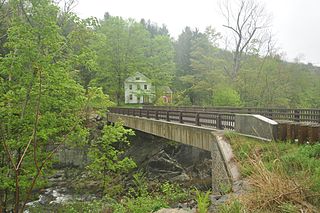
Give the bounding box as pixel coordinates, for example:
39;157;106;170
25;169;98;212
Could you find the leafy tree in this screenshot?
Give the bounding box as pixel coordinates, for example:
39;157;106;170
64;15;100;91
212;87;242;107
94;16;151;105
145;35;175;97
0;0;88;211
87;122;136;193
94;16;175;105
0;0;10;57
174;27;204;104
189;30;225;106
140;18;169;37
174;27;195;89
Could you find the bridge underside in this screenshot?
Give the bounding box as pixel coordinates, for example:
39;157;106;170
107;113;240;194
108;113;215;151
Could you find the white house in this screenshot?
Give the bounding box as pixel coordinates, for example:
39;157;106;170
124;72;154;104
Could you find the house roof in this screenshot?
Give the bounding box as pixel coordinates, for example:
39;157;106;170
125;72;150;83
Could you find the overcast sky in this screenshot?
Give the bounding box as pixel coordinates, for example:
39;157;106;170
74;0;320;65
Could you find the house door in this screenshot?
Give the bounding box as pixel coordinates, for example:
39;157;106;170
143;95;149;103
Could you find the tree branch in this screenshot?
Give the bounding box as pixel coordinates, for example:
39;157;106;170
20;125;77;213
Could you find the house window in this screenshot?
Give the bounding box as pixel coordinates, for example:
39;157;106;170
136;77;140;80
129;85;132;90
144;85;147;90
129;94;133;100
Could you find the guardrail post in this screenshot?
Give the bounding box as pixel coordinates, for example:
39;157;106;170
217;114;222;129
139;109;142;117
294;110;300;122
155;110;159;120
179;111;183;123
146;110;149;118
268;109;273;119
166;111;170;121
195;113;200;126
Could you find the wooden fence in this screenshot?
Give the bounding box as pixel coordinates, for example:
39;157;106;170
109;107;320;144
143;106;320;123
109;107;235;130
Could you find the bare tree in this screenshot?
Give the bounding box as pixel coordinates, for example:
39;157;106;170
220;0;271;80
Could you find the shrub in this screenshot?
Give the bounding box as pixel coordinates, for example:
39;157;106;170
195;189;211;213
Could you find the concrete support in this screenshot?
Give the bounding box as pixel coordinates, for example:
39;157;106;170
235;114;278;141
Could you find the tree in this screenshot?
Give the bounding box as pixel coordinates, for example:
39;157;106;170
212;87;242;106
140;18;169;37
0;0;88;211
174;27;202;104
189;29;226;106
94;16;175;105
0;0;10;57
64;15;100;91
94;16;151;105
145;35;175;97
220;0;270;80
87;122;136;193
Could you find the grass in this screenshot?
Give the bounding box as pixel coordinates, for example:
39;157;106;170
220;133;320;213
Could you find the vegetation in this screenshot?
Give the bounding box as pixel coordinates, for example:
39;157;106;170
52;177;191;213
86;122;136;194
195;189;211;213
0;0;319;212
221;133;320;212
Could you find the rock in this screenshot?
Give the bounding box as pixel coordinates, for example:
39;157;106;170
171;173;191;182
173;200;196;209
147;151;184;172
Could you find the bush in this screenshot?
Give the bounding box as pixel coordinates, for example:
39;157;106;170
212;87;242;107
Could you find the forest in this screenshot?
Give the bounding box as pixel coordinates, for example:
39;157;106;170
0;0;319;212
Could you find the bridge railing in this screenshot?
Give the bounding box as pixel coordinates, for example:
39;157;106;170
109;107;235;130
142;106;320;123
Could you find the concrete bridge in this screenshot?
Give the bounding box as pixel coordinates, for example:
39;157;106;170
107;107;287;194
107;107;320;194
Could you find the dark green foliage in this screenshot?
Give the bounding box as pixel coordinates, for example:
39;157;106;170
93;15;175;105
212;87;242;107
87;122;136;193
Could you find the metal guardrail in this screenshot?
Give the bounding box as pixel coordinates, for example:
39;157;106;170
142;106;320;123
109;107;235;130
